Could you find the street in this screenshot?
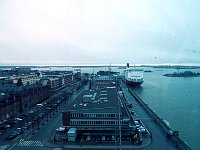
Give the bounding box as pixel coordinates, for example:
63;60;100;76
0;81;84;150
120;82;176;150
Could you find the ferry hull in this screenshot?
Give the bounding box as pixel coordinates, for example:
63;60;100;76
125;79;143;87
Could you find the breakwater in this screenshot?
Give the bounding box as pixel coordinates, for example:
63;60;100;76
128;88;192;150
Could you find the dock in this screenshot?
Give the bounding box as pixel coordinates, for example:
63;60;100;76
120;82;192;150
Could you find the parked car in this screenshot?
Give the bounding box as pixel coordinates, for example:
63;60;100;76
106;136;111;141
17;127;24;132
130;110;134;114
102;136;105;141
82;136;87;141
111;135;115;141
87;136;91;141
22;125;28;130
12;130;21;135
127;103;133;108
91;136;96;141
6;135;14;140
5;124;11;128
97;136;101;141
5;134;17;140
137;126;147;134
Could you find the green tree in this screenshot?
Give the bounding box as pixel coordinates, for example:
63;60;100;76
16;78;23;86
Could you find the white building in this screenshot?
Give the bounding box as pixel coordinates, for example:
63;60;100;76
67;128;77;141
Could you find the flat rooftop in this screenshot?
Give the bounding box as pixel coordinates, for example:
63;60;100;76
67;87;118;112
65;87;129;118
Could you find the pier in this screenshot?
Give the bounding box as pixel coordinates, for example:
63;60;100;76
123;84;192;150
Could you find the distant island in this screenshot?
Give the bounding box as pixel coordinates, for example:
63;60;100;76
144;70;153;72
164;71;200;77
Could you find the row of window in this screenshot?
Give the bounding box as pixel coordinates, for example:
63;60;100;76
96;81;111;84
70;113;122;118
70;120;128;125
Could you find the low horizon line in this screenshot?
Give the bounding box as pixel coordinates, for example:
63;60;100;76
1;63;200;67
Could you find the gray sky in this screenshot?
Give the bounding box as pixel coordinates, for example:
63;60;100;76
0;0;200;65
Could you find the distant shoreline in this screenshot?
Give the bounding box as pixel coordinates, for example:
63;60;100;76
1;63;200;68
163;71;200;77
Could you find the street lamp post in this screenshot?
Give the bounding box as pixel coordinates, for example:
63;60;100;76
37;103;42;130
55;104;58;112
27;110;34;135
45;108;49;122
52;104;56;115
45;107;51;121
49;107;52;118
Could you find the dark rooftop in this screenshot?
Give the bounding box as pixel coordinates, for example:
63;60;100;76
65;87;129;118
67;87;118;112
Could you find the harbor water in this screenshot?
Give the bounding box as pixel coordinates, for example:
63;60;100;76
132;68;200;150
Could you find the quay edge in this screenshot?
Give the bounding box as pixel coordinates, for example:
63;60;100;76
128;87;192;150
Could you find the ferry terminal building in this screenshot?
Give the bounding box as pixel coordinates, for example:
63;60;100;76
61;75;142;143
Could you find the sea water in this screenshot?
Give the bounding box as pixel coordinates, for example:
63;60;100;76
133;68;200;150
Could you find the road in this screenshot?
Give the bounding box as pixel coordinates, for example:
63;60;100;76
0;82;85;150
120;82;176;150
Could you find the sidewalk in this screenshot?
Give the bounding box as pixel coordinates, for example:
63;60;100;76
43;135;151;150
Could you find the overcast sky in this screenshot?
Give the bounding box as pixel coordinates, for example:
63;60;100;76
0;0;200;65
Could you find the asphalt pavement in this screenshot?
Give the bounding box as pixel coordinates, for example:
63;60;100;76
0;82;83;150
120;82;176;150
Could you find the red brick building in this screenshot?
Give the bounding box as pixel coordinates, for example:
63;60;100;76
0;78;50;122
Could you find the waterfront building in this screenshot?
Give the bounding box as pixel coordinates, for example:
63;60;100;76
62;86;130;138
61;73;134;141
